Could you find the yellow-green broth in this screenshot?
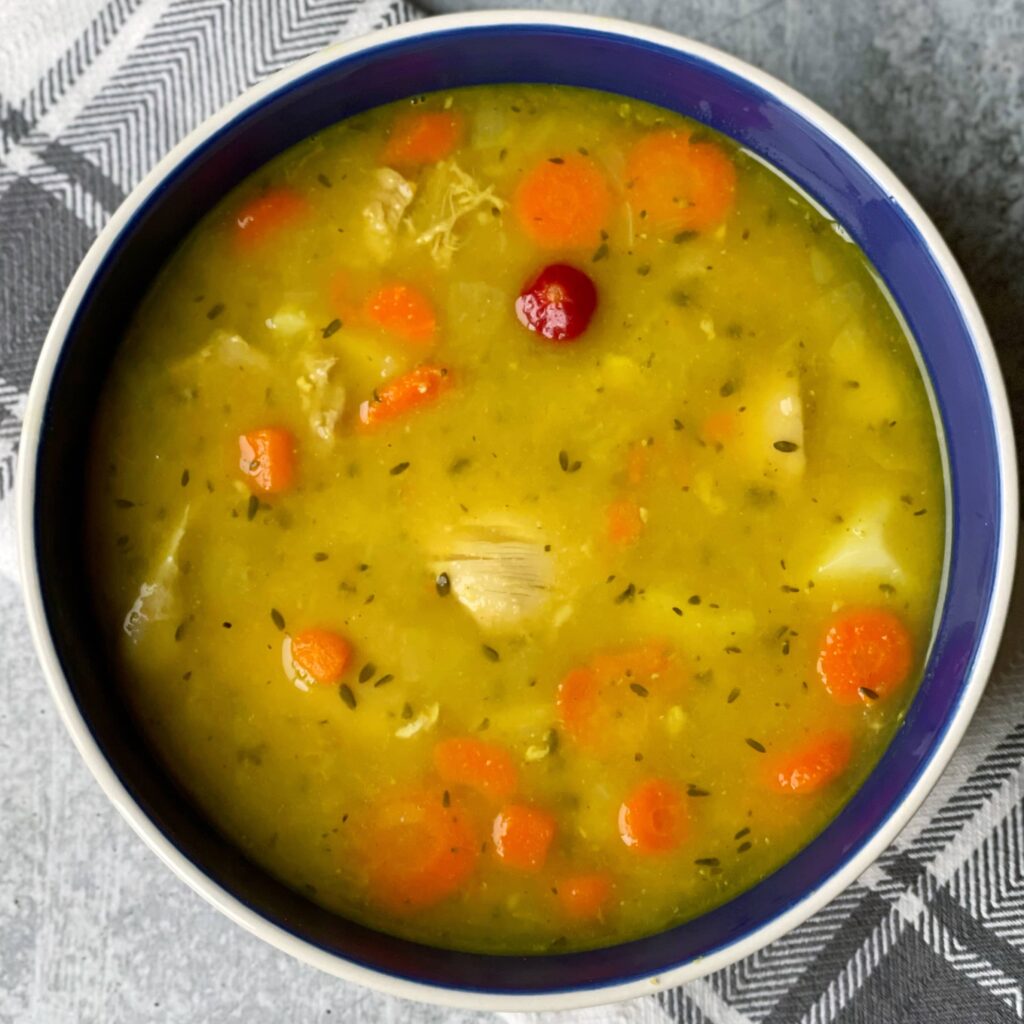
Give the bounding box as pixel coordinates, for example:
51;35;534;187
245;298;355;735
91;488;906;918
87;84;945;953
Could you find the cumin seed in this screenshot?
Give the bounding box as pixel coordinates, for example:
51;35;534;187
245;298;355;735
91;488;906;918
745;738;766;753
629;682;649;698
373;674;394;687
390;461;410;476
359;663;376;684
322;318;342;338
339;684;357;709
270;608;285;631
482;644;500;662
727;687;741;703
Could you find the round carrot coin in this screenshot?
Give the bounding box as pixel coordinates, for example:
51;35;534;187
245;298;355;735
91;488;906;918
618;778;687;853
514;154;612;250
817;608;912;704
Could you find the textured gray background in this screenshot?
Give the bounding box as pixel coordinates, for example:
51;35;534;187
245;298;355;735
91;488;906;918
2;1;1022;1023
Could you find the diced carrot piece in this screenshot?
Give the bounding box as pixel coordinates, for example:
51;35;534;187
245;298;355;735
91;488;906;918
383;109;464;167
557;872;613;921
234;188;308;249
364;283;437;345
625;131;736;233
358;365;452;430
289;628;352;685
607;498;645;545
618;778;687;853
365;789;478;911
434;737;518;800
766;732;853;795
816;608;912;704
238;428;295;494
702;410;739;445
557;643;675;749
514;154;612;250
492;804;556;871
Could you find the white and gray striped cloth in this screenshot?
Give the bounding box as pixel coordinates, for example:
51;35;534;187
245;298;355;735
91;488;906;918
1;3;1022;1022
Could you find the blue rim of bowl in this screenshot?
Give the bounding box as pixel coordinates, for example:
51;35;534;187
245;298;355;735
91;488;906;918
23;15;1016;1003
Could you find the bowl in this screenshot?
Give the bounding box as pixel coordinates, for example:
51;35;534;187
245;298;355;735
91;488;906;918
17;10;1017;1010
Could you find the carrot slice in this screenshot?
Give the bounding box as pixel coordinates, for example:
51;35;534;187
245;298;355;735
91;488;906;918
365;789;478;911
766;732;853;795
618;778;687;854
289;628;352;686
607;498;645;545
557;643;675;749
702;410;739;445
358;364;451;430
238;428;295;494
557;872;613;921
234;188;308;249
364;283;437;345
434;737;518;800
816;608;912;704
514;154;612;250
383;109;464;167
492;804;556;871
625;131;736;233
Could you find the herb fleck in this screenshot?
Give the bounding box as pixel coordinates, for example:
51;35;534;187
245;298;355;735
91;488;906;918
592;242;609;262
734;827;750;840
339;684;357;709
373;674;394;688
247;494;259;521
672;606;683;616
180;469;190;487
359;663;376;684
727;687;741;703
442;789;451;807
695;857;720;866
313;551;329;562
745;738;766;753
322;318;342;338
390;461;410;476
615;582;636;604
482;644;500;662
449;457;471;474
206;302;225;320
673;230;698;244
114;498;135;509
174;622;186;642
773;440;799;452
270;608;285;631
687;785;711;797
737;841;752;854
688;594;701;605
719;380;735;397
629;682;649;698
637;262;651;276
859;686;879;701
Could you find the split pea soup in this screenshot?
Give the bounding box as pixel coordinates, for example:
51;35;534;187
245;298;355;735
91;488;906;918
88;84;945;954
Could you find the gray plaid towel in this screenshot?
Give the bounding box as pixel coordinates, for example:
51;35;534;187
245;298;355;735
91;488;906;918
1;3;1022;1023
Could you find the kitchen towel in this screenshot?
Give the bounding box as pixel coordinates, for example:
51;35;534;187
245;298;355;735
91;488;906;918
1;3;1021;1022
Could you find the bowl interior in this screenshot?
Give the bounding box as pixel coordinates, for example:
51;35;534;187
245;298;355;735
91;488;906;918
31;21;1006;997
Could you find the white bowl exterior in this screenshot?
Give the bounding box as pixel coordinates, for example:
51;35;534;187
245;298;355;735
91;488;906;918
16;9;1018;1010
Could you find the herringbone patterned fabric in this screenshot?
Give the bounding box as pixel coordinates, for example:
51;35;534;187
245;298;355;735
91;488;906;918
1;3;1022;1021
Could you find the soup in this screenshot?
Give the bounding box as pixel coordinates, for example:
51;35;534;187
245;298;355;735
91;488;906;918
87;84;945;954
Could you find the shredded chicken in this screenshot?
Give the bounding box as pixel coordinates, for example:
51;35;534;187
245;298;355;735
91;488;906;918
296;355;345;443
431;519;554;631
123;507;189;641
362;167;416;262
414;161;504;268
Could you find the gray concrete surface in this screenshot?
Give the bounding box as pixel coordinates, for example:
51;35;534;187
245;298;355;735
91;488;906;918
3;1;1022;1022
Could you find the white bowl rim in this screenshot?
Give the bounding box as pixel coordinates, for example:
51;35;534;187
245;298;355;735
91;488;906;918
16;8;1018;1011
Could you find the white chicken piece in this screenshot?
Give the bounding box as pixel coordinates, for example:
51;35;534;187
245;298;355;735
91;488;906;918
431;520;555;632
362;167;416;262
123;506;189;641
170;331;270;380
817;501;903;581
296;355;345;443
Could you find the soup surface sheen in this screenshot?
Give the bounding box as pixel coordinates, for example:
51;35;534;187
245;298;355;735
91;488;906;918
89;85;945;953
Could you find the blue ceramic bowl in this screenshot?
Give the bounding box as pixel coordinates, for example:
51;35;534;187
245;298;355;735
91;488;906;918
18;11;1017;1010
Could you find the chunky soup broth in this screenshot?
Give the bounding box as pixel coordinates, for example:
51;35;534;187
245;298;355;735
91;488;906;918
88;85;945;953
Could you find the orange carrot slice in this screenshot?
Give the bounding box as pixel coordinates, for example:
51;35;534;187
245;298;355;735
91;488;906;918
492;804;556;871
238;428;295;494
514;154;612;250
618;778;687;854
364;283;437;345
358;364;451;430
289;628;352;686
234;188;308;249
607;498;645;545
434;737;518;800
816;608;912;704
557;643;674;749
625;131;735;233
382;110;464;167
365;789;478;911
766;732;853;795
557;872;613;921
